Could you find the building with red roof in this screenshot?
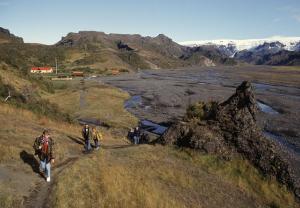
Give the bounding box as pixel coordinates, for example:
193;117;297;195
31;67;53;73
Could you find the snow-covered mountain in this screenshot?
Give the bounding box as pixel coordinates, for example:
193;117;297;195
179;36;300;66
179;36;300;52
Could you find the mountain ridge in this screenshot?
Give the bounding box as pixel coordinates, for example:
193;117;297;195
180;36;300;65
179;36;300;51
1;26;299;70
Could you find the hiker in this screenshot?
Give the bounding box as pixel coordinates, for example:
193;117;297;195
127;128;134;141
92;127;103;150
82;124;91;152
133;127;141;145
140;132;149;144
33;130;55;182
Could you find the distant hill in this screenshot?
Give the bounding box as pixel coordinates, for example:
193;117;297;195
180;37;300;66
234;44;300;65
55;31;236;72
55;31;187;71
0;27;23;44
180;45;237;66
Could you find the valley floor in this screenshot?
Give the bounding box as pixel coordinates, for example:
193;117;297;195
99;65;300;158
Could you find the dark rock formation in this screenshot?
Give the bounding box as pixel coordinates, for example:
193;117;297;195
117;41;134;51
160;81;299;198
181;45;237;66
0;27;23;43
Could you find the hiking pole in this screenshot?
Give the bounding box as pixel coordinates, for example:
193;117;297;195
4;90;11;102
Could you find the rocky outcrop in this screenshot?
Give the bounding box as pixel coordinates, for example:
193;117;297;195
160;81;299;198
117;41;134;51
180;45;237;66
0;27;23;43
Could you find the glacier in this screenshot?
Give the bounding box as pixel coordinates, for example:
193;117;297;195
179;36;300;51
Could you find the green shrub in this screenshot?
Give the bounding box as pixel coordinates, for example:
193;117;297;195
186;101;218;120
119;68;130;73
118;51;149;69
0;77;72;123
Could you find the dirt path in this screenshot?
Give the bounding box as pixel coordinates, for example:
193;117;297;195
24;156;80;208
24;137;132;208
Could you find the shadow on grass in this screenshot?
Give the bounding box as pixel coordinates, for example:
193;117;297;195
67;136;85;146
67;136;136;150
101;144;135;149
20;150;43;177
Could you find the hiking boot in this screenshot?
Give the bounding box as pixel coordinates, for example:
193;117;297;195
46;177;51;182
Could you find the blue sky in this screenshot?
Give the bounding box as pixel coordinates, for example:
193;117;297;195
0;0;300;44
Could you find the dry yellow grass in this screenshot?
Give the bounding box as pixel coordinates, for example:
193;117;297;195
64;48;132;73
273;66;300;71
45;81;138;128
0;103;82;207
0;66;32;92
0;103;82;162
51;142;299;208
226;66;300;87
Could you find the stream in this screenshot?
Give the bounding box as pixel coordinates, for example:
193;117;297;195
257;101;279;115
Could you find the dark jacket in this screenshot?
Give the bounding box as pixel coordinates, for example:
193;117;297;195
134;128;141;137
33;136;55;162
82;127;91;140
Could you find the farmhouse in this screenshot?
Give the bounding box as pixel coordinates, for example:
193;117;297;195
72;71;84;77
31;67;53;73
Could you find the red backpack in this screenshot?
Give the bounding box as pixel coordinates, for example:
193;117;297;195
41;137;49;155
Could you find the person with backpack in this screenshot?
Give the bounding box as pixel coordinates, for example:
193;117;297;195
82;124;91;152
127;128;134;142
33;130;55;182
92;127;103;150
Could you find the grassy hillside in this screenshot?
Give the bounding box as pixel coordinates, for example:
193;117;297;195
1;103;299;208
45;79;138;128
0;103;81;207
0;64;73;122
51;141;299;208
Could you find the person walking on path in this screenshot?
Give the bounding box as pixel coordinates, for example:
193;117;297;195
82;124;92;152
33;130;55;182
127;128;134;142
133;127;141;145
92;127;103;150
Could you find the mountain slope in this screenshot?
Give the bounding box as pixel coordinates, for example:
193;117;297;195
235;49;300;65
180;45;237;66
0;27;234;74
0;27;23;44
180;36;300;66
55;31;222;71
